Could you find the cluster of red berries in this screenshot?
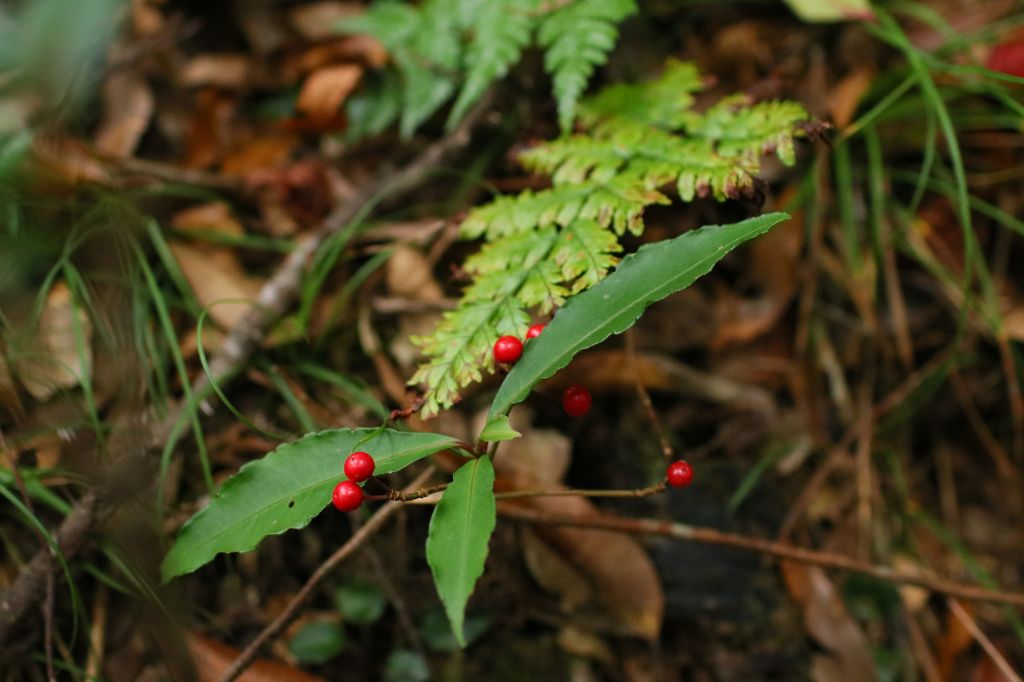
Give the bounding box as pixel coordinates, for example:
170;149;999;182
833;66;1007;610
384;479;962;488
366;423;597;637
493;328;695;489
493;325;593;418
332;451;376;512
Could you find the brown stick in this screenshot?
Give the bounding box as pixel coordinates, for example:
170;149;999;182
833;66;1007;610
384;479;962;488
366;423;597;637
498;506;1024;609
0;491;98;640
216;468;434;682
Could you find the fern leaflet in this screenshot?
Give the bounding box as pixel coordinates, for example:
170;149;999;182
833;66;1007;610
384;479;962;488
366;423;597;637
537;0;639;131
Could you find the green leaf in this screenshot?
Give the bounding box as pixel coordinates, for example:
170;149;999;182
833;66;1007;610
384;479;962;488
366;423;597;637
488;212;791;418
162;429;458;581
385;649;431;682
782;0;873;22
288;620;346;664
335;579;388;625
426;456;496;647
478;415;521;443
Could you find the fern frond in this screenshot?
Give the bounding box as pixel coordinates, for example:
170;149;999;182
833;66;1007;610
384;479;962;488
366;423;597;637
411;61;812;414
537;0;639;132
448;0;538;126
395;1;462;136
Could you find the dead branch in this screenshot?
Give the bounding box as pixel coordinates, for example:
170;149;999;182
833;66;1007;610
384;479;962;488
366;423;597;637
500;505;1024;610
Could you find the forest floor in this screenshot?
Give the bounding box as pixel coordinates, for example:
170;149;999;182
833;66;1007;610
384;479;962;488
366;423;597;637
2;1;1024;680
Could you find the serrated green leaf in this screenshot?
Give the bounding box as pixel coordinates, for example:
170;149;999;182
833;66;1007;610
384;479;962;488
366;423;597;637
448;0;537;127
488;213;790;417
345;70;402;142
397;58;457;138
162;429;459;581
426;456;496;647
478;415;520;442
538;0;638;131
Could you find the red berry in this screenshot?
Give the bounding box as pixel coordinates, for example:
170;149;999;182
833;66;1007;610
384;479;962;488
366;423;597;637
666;460;693;488
562;385;592;417
493;335;523;364
988;40;1024;78
344;451;375;482
526;323;545;339
332;480;363;512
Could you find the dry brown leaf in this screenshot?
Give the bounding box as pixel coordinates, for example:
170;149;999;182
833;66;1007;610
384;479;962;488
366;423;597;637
183;89;237;169
95;71;155;158
186;633;325;682
969;655;1019;682
221;133;297;177
296;64;362;126
521;528;594;611
387;246;445;365
169;242;262;329
386;246;444;302
557;625;614;664
936;601;975;679
130;0;164;36
181;54;252;90
829;68;874;130
14;281;93;401
286;37;390;78
494;410;663;639
782;562;878;682
712;199;803;349
173;202;245;237
504;495;665;639
892;555;930;612
28;135;109;189
0;341;24;420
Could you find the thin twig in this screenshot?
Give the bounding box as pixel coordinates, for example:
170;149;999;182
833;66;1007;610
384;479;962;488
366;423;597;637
365;482;449;502
216;468;434;682
625;330;674;461
363;549;428;662
108;155;246;194
499;506;1024;609
371;481;669;503
948;599;1023;682
495;483;666;500
43;571;55;682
